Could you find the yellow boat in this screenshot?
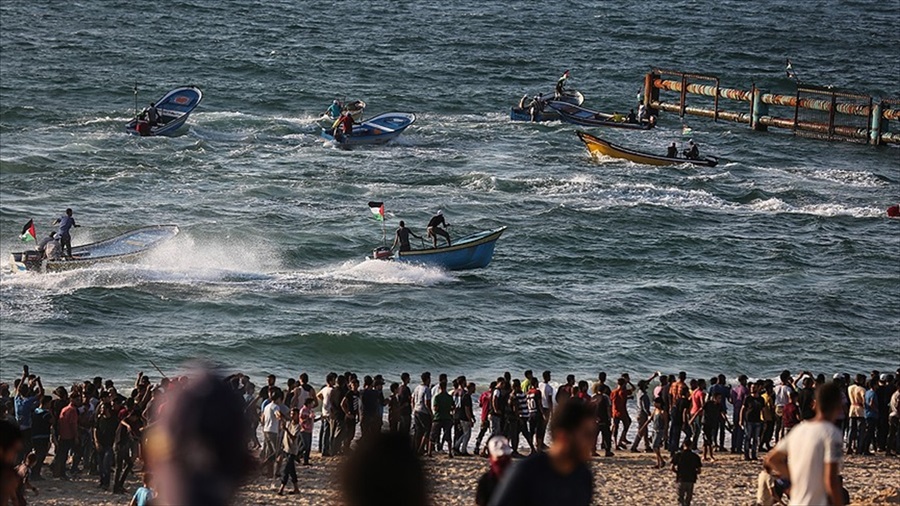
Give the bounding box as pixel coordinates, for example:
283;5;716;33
576;131;718;167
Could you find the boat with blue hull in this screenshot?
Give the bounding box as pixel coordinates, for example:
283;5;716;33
321;112;415;147
9;225;180;273
548;102;654;130
125;86;202;137
374;227;506;270
510;90;584;122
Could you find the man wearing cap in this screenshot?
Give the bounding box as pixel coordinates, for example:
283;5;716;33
425;210;451;248
476;435;513;506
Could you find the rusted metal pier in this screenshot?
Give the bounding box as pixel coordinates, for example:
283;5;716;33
643;69;899;145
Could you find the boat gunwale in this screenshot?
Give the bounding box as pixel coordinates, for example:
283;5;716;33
397;227;506;258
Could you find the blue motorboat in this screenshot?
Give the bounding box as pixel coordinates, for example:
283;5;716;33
510;90;584;122
321;112;415;147
126;86;203;137
374;227;506;270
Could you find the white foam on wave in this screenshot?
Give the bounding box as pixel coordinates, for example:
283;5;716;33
748;198;883;217
324;258;455;286
807;169;886;188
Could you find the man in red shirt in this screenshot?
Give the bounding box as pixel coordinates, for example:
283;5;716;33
54;394;80;479
474;381;497;456
610;378;631;450
689;379;706;450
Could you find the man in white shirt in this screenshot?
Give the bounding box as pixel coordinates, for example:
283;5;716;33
317;373;335;456
773;370;795;443
260;389;286;477
765;382;845;506
537;370;554;450
412;372;432;455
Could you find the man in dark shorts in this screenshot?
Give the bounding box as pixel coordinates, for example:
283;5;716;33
53;208;80;258
425;210;451;248
392;221;422;252
488;401;594;506
431;381;454;458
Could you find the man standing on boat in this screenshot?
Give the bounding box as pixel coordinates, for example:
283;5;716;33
392;220;422;253
53;208;80;258
555;70;570;98
147;102;160;127
426;210;451;248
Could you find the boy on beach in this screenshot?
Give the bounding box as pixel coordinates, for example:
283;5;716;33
671;441;701;506
299;398;315;465
15;453;39;506
277;408;301;496
639;397;667;468
128;473;154;506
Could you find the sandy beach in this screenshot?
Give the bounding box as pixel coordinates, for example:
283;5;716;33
27;451;900;505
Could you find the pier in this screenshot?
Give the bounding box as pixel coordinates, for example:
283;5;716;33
642;69;899;145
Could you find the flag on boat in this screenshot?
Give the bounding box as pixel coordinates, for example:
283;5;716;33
367;201;385;221
682;123;693;136
20;219;36;242
558;70;570;83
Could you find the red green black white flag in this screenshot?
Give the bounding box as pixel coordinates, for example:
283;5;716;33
367;202;385;222
20;219;36;242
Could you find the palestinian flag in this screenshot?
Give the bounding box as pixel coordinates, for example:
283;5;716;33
558;70;570;82
20;219;36;242
367;201;385;221
682;123;693;136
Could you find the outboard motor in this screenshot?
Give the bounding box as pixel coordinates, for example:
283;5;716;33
372;246;393;260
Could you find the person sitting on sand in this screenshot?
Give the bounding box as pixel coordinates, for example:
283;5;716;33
475;436;512;506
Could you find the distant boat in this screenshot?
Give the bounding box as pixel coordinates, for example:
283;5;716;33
372;227;506;270
549;102;654;130
577;131;719;167
9;225;180;273
510;90;584;122
125;86;202;137
321;112;415;147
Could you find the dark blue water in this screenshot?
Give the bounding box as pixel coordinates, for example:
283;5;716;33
1;0;898;385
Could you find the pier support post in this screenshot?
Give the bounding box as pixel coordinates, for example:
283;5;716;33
644;72;659;116
869;101;883;145
752;87;769;131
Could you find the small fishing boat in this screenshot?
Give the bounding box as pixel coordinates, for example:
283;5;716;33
9;225;180;273
372;227;506;270
125;87;202;137
576;131;719;167
321;112;415;147
549;102;654;130
510;90;584;122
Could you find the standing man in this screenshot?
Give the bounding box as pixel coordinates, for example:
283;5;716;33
765;383;846;506
474;381;496;456
425;210;451;248
317;373;335;456
392;221;422;252
729;375;748;454
14;367;43;457
537;371;554;450
453;382;475;456
412;373;433;455
741;384;765;461
53;208;80;258
488;401;595;506
397;373;413;437
431;380;454;458
610;378;631;450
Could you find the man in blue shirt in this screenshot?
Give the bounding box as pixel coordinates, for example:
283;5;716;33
14;365;44;457
860;380;879;455
54;208;80;258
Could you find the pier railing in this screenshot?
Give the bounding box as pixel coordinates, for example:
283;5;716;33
642;69;899;145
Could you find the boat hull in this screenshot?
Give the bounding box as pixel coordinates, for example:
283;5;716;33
396;227;506;270
576;131;718;167
322;112;415;146
125;87;202;137
9;225;180;273
510;91;584;122
550;102;653;130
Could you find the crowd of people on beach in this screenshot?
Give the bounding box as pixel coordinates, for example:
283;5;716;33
1;363;898;506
